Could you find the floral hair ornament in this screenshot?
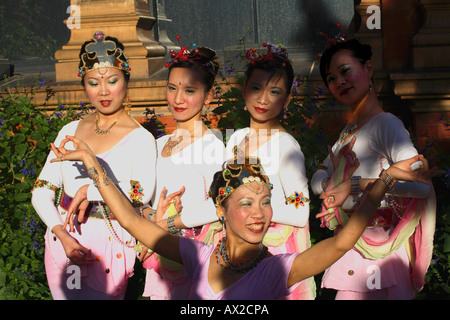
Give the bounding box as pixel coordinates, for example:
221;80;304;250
78;31;131;77
209;146;273;207
245;43;289;69
316;23;349;58
165;35;213;69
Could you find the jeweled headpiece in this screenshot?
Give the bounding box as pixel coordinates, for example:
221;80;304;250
209;147;273;207
165;35;214;69
78;31;131;77
245;43;289;69
317;23;349;58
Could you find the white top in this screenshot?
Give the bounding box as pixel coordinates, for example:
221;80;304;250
31;120;157;231
225;128;310;228
311;112;430;206
153;131;225;228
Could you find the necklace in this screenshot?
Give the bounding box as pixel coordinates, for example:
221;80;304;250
163;136;184;154
99;203;136;249
339;120;359;144
162;125;198;155
214;237;268;274
94;112;122;135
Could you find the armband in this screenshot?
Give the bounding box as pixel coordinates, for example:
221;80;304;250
32;179;58;192
129;180;144;207
285;192;310;209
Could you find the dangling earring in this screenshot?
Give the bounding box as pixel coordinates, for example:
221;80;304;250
244;106;248;111
123;94;132;114
221;216;226;237
283;106;288;119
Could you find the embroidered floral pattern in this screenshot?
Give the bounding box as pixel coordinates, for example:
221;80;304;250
128;180;144;207
286;192;309;209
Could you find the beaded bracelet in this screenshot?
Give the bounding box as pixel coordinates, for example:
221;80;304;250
147;209;157;221
379;169;397;191
167;215;182;235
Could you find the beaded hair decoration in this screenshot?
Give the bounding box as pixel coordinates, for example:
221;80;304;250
317;23;349;58
165;35;214;69
245;43;289;69
210;147;273;207
78;31;131;77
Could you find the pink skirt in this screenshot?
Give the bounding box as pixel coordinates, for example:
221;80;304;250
321;244;415;300
44;206;136;300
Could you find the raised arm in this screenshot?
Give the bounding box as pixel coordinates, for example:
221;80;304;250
50;135;183;264
287;155;441;287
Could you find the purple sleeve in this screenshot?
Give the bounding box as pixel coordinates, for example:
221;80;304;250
179;237;211;280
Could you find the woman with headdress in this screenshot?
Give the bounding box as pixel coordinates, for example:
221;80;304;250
311;30;436;299
139;38;226;299
49;132;440;299
31;31;157;299
222;43;316;299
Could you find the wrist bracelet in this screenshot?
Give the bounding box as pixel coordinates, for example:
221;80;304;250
351;176;362;204
147;209;157;221
322;177;330;192
379;169;397;191
167;215;182;235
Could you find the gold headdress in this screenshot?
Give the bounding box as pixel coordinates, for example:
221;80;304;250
209;147;273;207
78;31;131;77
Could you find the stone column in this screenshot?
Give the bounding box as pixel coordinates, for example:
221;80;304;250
151;0;178;53
412;0;450;69
391;0;450;149
55;0;166;82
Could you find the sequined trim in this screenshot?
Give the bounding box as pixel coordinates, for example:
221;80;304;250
32;179;58;192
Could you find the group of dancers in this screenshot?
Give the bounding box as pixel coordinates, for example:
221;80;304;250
31;30;440;300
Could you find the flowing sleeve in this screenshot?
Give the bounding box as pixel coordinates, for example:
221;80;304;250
86;127;157;208
371;114;430;198
180;135;226;228
270;135;310;227
31;121;78;231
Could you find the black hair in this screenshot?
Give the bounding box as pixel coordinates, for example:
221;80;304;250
168;47;220;92
319;39;372;87
208;168;229;208
78;36;130;86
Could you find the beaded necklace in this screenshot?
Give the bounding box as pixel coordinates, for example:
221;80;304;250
98;202;136;249
214;237;268;274
338;121;359;144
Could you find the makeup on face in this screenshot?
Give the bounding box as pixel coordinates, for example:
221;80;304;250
325;50;372;107
224;183;273;242
84;68;127;114
166;67;212;122
244;69;290;121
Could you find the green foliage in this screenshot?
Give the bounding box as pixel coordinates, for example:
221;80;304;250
0;79;91;299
